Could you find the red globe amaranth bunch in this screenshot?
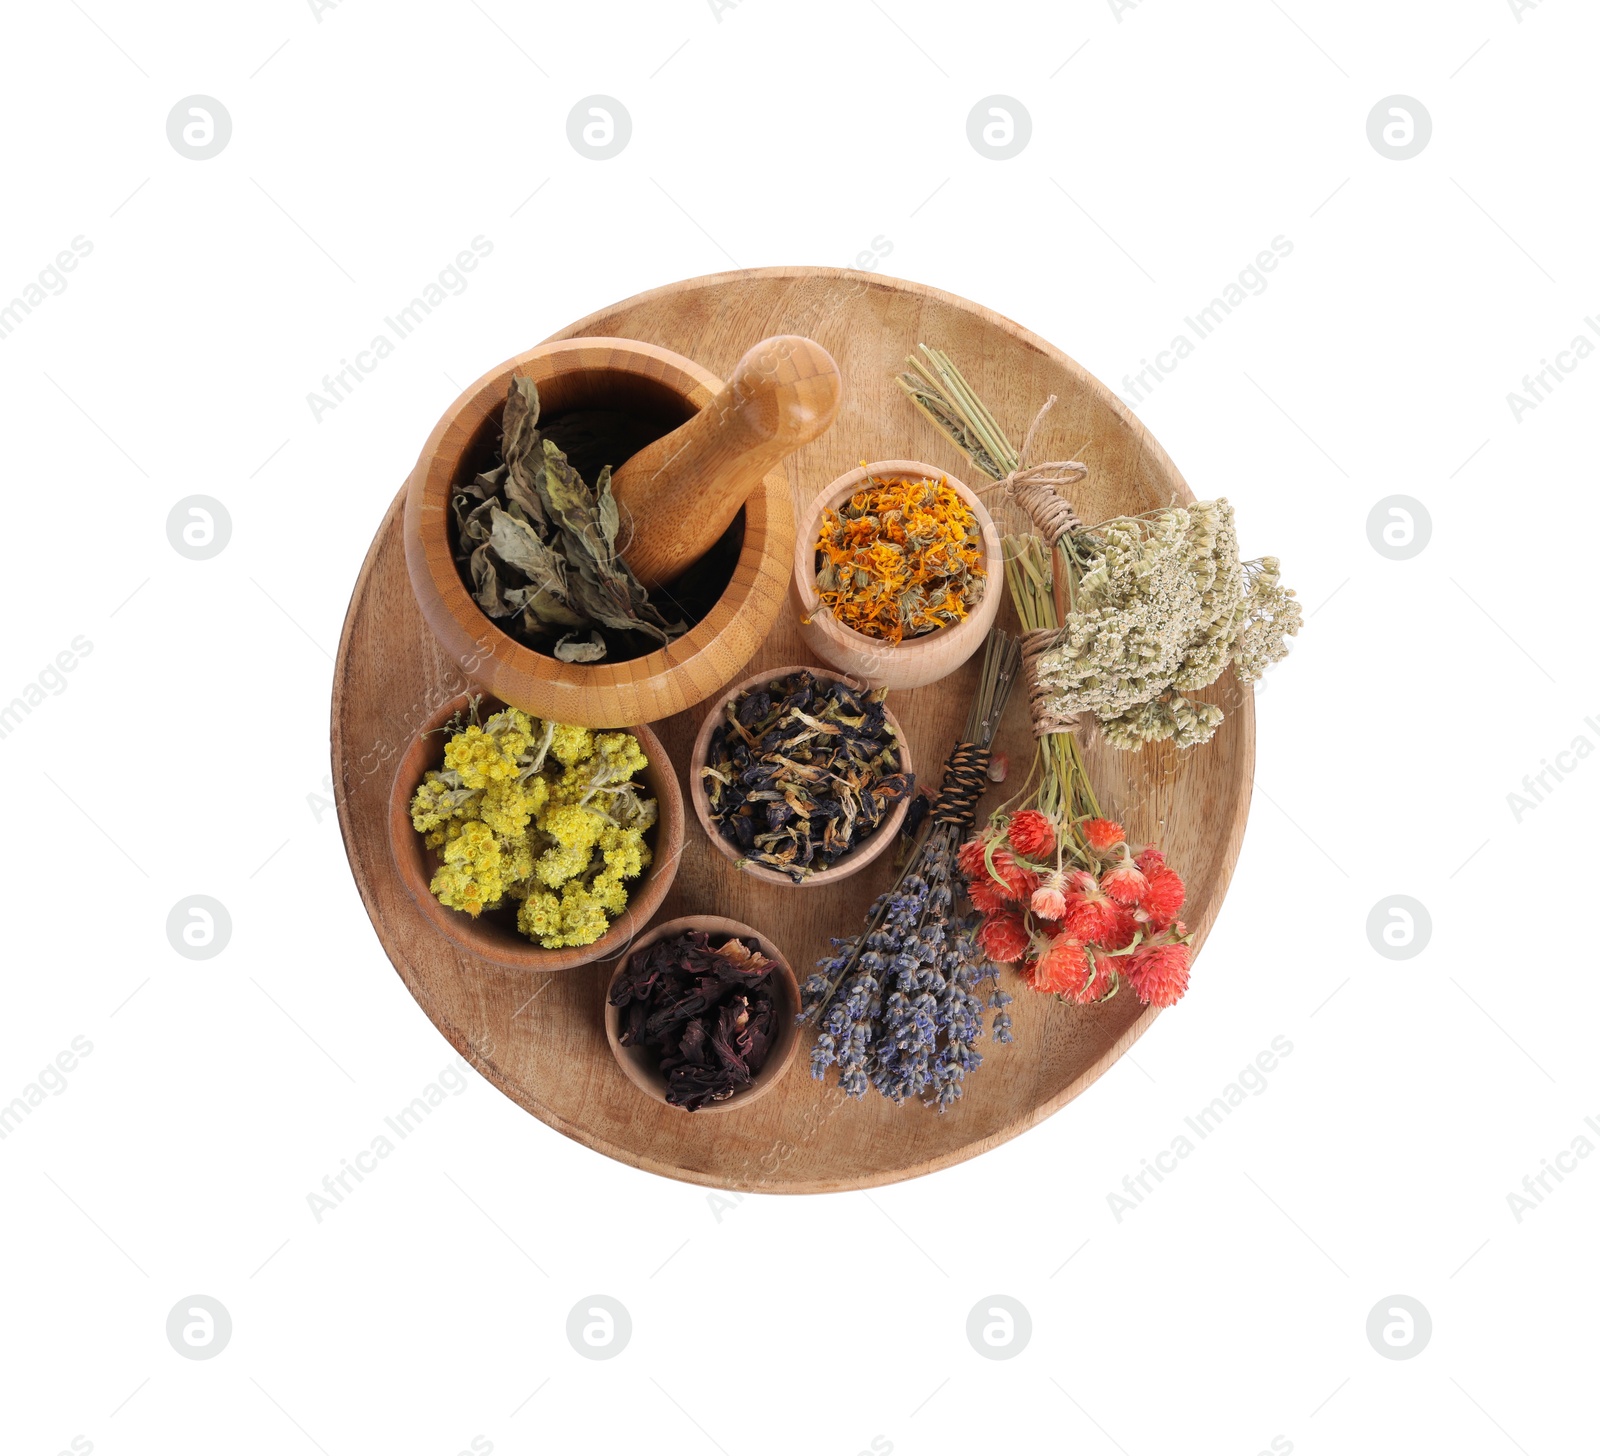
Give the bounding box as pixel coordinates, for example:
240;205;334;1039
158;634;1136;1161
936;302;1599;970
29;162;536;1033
961;814;1194;1008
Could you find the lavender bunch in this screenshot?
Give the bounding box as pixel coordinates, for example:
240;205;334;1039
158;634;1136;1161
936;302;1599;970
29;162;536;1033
800;631;1022;1110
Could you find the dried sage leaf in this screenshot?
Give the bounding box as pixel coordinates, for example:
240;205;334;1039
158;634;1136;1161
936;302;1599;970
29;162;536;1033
553;630;607;663
449;374;692;662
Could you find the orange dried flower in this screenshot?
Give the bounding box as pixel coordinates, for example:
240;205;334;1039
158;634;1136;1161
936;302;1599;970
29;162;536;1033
1083;818;1126;852
977;911;1030;964
1031;872;1068;921
968;877;1012;916
1031;935;1092;997
1101;857;1148;905
1139;867;1186;929
1008;809;1056;859
1128;943;1191;1007
814;473;985;645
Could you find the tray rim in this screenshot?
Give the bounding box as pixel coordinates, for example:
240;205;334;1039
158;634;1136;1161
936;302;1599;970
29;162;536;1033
330;265;1255;1193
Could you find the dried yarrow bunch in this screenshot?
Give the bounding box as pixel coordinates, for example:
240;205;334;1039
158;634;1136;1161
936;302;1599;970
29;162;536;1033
1043;499;1300;749
897;345;1301;749
799;630;1022;1109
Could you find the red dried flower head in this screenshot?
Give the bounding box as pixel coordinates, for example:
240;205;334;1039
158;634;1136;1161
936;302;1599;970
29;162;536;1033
985;846;1039;902
1135;846;1166;875
1031;935;1092;997
1103;905;1142;953
976;911;1030;964
1128;942;1191;1007
1079;949;1117;1004
1007;809;1056;860
1031;872;1068;922
957;834;994;879
1082;818;1126;852
1139;866;1186;928
1063;900;1110;942
1062;870;1115;942
968;876;1012;916
1101;857;1149;905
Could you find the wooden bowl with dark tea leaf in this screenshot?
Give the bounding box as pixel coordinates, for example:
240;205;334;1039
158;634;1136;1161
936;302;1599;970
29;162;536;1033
689;665;915;888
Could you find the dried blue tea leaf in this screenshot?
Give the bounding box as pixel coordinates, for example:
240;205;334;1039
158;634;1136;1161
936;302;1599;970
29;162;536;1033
698;669;914;882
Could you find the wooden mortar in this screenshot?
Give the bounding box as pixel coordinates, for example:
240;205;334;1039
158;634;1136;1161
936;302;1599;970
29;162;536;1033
403;337;799;728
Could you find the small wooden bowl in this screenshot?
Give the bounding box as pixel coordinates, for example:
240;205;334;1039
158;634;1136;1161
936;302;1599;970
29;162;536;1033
603;916;800;1113
403;337;795;729
689;664;914;888
388;692;684;973
790;458;1003;691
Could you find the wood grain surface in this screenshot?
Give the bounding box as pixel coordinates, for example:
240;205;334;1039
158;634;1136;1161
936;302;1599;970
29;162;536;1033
332;267;1256;1193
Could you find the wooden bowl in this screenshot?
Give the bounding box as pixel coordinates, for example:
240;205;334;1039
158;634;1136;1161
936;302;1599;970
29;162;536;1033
603;916;801;1113
688;664;914;888
790;459;1003;691
387;692;684;973
403;337;795;729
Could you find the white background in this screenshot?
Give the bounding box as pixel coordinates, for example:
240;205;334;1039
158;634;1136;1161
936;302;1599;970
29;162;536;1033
2;1;1596;1453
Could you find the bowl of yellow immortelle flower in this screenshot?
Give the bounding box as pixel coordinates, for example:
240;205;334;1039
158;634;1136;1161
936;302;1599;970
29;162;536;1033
388;692;683;972
791;459;1003;690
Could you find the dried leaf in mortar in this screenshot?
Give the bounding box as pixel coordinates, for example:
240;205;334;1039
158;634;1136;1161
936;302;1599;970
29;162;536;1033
449;376;688;660
553;630;606;663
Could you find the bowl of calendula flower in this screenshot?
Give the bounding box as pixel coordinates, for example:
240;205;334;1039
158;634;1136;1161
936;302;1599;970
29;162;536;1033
388;691;683;972
791;459;1003;690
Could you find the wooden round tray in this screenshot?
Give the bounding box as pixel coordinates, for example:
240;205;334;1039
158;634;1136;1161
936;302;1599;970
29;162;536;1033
332;267;1254;1192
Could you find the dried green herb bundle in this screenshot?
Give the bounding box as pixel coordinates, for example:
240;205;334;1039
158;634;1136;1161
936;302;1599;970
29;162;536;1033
1041;501;1301;748
896;345;1301;749
451;376;687;662
699;670;914;882
609;930;781;1110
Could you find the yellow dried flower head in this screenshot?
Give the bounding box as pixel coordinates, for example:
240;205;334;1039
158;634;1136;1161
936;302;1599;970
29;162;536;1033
415;712;656;948
548;723;594;768
517;890;563;943
538;802;607;857
587;870;630;916
478;778;539;838
557;881;612;946
429;820;504;916
534;841;592;889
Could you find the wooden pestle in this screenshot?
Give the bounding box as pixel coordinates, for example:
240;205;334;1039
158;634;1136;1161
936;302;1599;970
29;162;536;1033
610;335;840;590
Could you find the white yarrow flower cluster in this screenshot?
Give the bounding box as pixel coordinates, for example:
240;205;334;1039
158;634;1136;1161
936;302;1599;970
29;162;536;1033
1035;499;1301;749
